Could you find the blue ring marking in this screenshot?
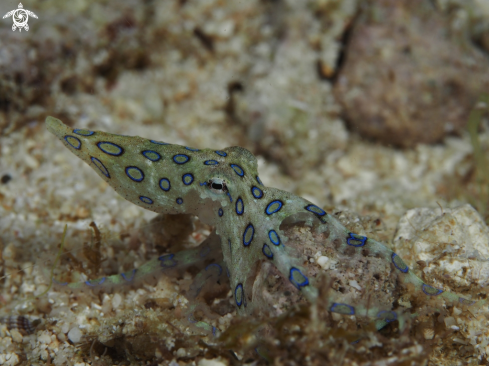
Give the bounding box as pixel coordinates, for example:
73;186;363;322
235;283;244;307
182;173;194;185
85;277;106;286
139;196;153;204
376;310;398;323
173;154;190;164
91;157;110;178
265;200;283;215
212;327;217;337
150;140;169;145
218;208;223;217
199;182;207;186
226;192;233;203
215;150;227;157
346;233;367;247
230;164;244;177
268;230;280;246
142;150;162;162
251;186;263;199
205;263;223;276
52;278;69;286
200;246;211;258
121;269;137;282
64;135;81;149
330;303;355;315
289;267;309;288
188;313;197;323
391;253;409;273
422;284;443;296
305;204;326;216
262;244;273;259
97;141;124;156
176;197;183;205
256;176;263;186
159;178;171;192
125;166;144;182
243;223;254;246
185;146;199;151
236;197;244;215
73;128;94;136
350;339;361;345
159;253;177;268
204;160;219;166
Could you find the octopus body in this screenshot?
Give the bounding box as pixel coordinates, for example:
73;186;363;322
45;116;481;329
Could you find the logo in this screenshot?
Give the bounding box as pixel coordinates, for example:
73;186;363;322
2;3;38;32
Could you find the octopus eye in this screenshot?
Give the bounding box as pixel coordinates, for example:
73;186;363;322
208;178;228;194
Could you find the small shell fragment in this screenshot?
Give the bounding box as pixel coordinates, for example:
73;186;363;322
423;328;434;340
0;316;35;335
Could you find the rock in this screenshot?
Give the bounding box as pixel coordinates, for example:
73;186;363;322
198;359;228;366
334;0;489;147
393;203;489;355
393;204;489;291
67;326;83;343
9;329;23;343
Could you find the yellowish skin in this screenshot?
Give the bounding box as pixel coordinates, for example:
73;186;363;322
46;116;482;331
